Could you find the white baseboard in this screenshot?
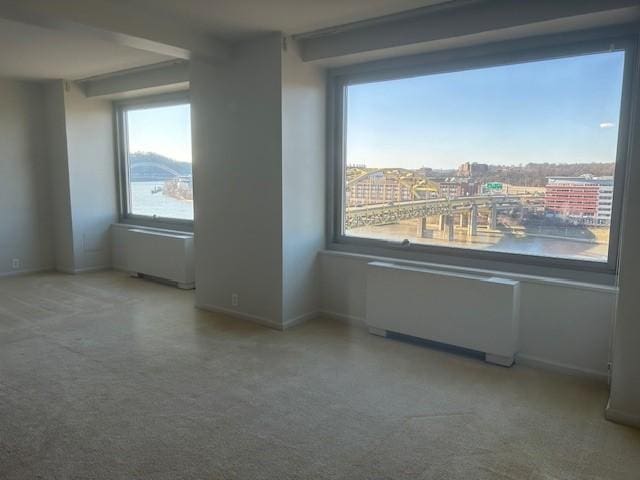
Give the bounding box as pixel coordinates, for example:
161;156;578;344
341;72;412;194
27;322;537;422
74;265;111;274
1;266;110;278
605;401;640;428
516;353;608;383
56;265;111;274
0;267;53;278
197;303;285;331
283;310;320;329
198;304;322;331
318;310;367;327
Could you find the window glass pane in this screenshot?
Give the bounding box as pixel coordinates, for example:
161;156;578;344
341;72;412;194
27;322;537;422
126;103;193;221
343;50;625;263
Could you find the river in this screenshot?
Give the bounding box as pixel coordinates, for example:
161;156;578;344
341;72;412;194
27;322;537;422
348;220;609;262
129;181;609;262
130;181;193;221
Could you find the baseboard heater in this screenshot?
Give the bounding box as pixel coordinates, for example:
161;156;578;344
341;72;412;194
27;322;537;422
125;228;195;289
366;261;519;366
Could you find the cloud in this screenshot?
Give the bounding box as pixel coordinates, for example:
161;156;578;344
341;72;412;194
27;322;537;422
599;122;615;129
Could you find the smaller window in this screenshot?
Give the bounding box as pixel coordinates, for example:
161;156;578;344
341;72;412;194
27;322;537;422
116;94;193;225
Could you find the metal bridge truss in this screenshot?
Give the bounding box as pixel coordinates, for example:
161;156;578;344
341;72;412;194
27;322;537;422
345;196;523;229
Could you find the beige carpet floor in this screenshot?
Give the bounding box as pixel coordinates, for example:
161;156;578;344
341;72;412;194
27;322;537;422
0;271;638;479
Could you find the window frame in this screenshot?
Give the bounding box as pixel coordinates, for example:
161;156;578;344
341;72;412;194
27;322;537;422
114;91;193;231
327;30;638;276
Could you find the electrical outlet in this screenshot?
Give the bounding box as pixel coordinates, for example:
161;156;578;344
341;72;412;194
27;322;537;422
11;258;20;270
231;293;239;307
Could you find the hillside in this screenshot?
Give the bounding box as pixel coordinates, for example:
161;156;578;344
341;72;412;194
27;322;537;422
475;162;615;187
129;152;192;181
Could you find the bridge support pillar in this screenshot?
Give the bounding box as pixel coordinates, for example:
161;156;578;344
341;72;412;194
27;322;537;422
446;216;454;241
468;205;478;237
518;206;526;221
416;217;426;237
438;214;446;231
489;205;498;229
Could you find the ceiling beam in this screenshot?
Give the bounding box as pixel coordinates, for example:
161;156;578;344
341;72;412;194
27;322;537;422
0;0;230;63
296;0;640;62
79;60;190;98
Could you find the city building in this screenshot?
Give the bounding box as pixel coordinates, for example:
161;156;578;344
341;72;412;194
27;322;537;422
502;184;546;196
545;175;613;225
438;178;480;198
457;161;489;177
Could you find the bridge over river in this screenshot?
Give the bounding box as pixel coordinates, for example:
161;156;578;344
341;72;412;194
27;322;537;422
345;195;535;239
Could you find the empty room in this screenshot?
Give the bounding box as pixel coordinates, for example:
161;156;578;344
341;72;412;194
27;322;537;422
1;0;640;478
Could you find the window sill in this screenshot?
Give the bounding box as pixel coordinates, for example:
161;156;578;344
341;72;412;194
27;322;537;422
322;244;618;292
117;217;193;234
112;222;193;237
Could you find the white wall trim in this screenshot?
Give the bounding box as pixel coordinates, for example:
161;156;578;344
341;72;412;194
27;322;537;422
605;402;640;428
516;353;608;383
320;250;618;294
197;303;285;331
0;267;53;278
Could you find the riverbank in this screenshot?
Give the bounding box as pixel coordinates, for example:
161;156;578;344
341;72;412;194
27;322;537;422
348;219;609;262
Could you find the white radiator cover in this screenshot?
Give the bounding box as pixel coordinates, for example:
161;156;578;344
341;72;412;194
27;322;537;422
116;227;195;289
366;261;520;366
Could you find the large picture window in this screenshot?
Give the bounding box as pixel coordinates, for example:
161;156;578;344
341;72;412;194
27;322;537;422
331;37;634;272
116;94;193;226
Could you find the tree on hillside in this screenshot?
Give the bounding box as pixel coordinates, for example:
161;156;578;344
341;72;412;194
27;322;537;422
475;163;615;186
128;152;192;181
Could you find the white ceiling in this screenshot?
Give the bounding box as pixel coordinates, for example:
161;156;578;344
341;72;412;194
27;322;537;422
1;0;632;81
0;17;172;80
0;0;451;80
108;0;451;41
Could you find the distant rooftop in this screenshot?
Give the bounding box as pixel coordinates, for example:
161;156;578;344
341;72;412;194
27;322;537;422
546;174;613;185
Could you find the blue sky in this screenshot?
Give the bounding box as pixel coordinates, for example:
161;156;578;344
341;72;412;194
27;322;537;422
346;51;625;170
127;103;192;163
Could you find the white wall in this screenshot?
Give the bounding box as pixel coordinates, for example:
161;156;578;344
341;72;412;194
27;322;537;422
0;79;53;275
44;81;75;272
281;40;326;324
607;44;640;426
517;282;615;377
63;82;117;271
190;34;285;326
320;251;617;380
43;80;117;273
190;35;326;327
